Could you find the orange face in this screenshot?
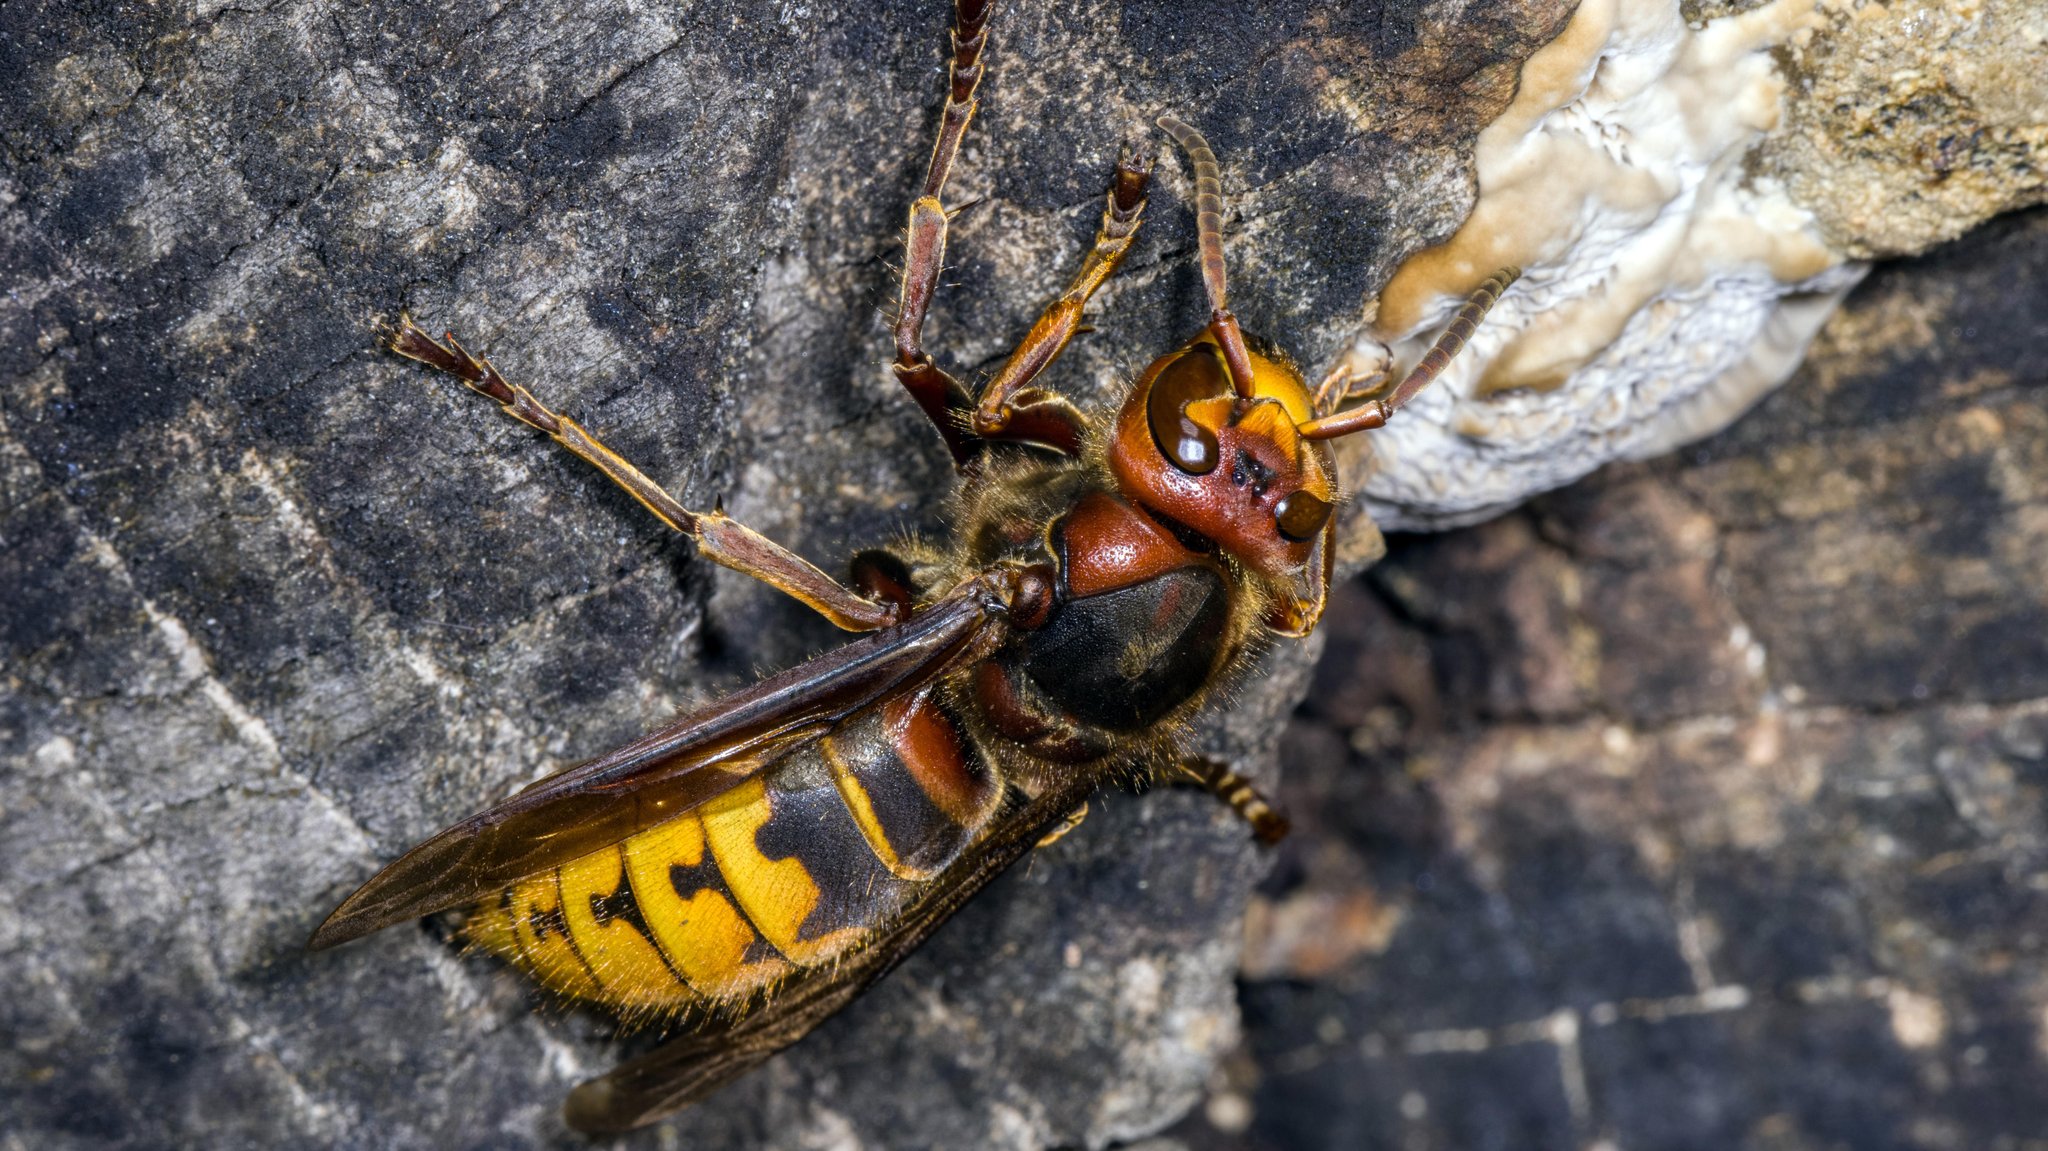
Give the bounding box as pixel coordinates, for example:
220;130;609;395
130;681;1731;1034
1107;333;1337;583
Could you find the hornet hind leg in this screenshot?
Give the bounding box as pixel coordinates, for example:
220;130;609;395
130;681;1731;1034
386;320;903;632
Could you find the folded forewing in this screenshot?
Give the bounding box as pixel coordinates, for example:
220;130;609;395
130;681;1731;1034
308;585;1009;950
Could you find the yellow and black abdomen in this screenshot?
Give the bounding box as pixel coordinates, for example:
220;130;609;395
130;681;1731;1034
465;685;1002;1018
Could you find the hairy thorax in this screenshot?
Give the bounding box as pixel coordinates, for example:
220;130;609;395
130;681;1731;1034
928;453;1257;770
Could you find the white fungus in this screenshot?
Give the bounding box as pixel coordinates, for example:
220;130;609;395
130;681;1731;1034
1338;0;1867;529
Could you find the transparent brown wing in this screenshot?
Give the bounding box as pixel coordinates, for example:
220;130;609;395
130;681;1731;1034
561;766;1103;1134
308;583;1009;950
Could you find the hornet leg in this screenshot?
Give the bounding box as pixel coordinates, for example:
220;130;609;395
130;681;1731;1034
1298;268;1521;440
890;0;994;469
969;142;1153;456
388;319;902;632
1178;756;1290;845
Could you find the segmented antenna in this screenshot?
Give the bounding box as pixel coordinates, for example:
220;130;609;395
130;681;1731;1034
1157;115;1228;314
1158;114;1257;399
1384;267;1518;412
1299;267;1522;441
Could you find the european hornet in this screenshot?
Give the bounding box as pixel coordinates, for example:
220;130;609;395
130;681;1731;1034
310;0;1516;1133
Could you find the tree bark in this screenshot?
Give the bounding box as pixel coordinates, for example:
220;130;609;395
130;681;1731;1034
5;0;2038;1149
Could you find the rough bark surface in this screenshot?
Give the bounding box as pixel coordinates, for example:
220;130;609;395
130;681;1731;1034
0;1;1572;1149
1188;208;2048;1151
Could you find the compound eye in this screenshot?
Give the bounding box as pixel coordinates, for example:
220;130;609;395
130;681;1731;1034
1146;346;1229;475
1274;490;1332;541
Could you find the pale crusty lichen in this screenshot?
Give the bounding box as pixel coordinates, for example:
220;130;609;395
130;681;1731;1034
1765;0;2048;259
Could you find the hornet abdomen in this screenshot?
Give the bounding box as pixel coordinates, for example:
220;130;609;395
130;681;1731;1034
466;686;1003;1017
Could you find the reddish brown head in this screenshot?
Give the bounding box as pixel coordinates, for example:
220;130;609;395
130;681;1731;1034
1106;117;1341;636
1108;336;1335;579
